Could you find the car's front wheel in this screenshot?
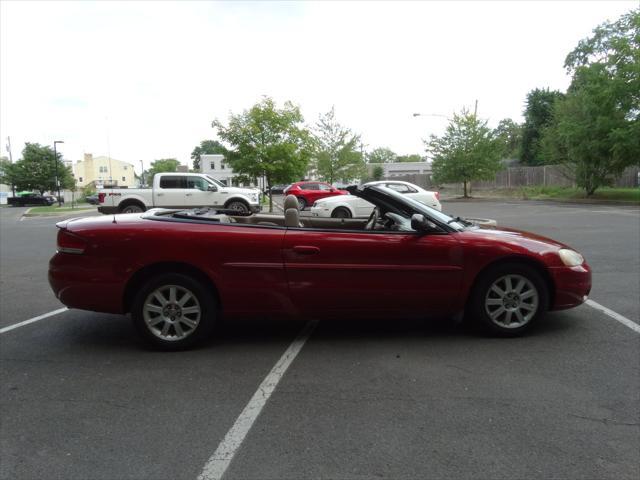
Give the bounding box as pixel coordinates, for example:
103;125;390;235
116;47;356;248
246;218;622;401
296;197;307;210
131;273;216;350
225;200;250;214
467;263;548;336
331;207;352;219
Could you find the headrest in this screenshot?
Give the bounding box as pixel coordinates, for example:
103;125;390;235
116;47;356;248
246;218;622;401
283;194;299;211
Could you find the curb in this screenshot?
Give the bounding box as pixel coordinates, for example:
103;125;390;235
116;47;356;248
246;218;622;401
22;208;97;218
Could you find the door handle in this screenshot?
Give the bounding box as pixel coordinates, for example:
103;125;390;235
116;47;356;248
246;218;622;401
292;246;320;255
186;193;193;196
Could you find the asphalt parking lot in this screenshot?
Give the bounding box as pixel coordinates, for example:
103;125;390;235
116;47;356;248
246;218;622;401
1;201;639;480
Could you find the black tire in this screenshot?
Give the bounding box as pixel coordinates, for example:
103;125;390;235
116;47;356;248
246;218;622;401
331;207;352;219
296;197;307;210
131;273;217;350
466;263;549;337
120;203;145;214
225;200;250;214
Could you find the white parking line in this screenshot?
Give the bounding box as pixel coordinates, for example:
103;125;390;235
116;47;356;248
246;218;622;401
197;319;318;480
0;307;69;334
586;299;640;334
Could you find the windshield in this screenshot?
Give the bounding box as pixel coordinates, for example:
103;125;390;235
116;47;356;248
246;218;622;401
367;186;467;231
205;175;226;188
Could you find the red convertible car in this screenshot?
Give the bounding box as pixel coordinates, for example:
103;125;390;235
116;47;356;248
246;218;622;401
49;185;591;350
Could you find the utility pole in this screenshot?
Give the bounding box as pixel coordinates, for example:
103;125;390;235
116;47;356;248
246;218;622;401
6;137;15;196
474;99;478;116
139;160;144;187
54;140;64;206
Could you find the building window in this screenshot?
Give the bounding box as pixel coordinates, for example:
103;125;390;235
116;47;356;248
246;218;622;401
210;161;215;170
122;176;126;182
123;166;128;170
99;166;108;173
79;177;83;182
221;163;225;169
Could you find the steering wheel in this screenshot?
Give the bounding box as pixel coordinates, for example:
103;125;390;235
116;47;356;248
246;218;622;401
365;207;379;230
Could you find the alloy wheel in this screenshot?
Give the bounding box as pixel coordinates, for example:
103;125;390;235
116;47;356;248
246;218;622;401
484;274;539;329
142;285;201;341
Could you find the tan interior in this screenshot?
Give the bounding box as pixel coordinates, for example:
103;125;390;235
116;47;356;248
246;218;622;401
229;213;368;230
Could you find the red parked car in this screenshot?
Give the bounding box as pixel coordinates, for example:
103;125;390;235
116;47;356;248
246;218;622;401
49;185;591;350
283;181;348;209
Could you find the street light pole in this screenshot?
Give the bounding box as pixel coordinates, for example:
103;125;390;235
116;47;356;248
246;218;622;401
54;140;64;206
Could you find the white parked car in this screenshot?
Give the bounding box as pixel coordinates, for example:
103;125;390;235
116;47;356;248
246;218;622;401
310;181;441;218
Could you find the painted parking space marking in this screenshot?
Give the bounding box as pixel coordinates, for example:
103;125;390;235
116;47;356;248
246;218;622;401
586;299;640;334
198;319;318;480
0;307;69;334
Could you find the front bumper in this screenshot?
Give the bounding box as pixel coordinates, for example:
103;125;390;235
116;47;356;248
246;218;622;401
309;206;330;218
549;264;592;310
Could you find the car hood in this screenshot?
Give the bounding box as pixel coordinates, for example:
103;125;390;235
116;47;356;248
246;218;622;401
222;187;260;196
313;194;358;205
458;225;572;253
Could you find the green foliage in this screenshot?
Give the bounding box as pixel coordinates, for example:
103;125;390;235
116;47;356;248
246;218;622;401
395;154;423;163
212;97;311;211
542;9;640;195
367;147;397;164
520;88;565;165
372;165;384;181
427;109;503;197
493;118;522;159
191;140;228;171
148;158;180;182
312;107;365;184
2;143;74;194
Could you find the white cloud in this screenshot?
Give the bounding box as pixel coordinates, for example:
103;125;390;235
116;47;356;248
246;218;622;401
0;0;635;171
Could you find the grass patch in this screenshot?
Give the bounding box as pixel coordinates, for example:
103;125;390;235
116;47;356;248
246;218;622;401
473;186;639;203
27;203;95;214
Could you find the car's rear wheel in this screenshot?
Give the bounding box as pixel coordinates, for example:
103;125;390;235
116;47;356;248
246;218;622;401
296;197;307;210
331;207;352;219
467;263;548;336
121;203;145;213
225;200;250;214
131;273;216;350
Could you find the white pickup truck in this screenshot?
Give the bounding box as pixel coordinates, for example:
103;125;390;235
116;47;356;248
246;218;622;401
97;172;261;214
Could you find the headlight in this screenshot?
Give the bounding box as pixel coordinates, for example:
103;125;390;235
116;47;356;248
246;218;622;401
558;249;584;267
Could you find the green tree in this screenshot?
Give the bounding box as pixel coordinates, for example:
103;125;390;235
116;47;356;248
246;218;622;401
5;143;74;195
367;147;397;164
395;154;423;163
147;158;180;182
212;97;311;212
542;9;640;195
372;165;384;180
520;88;565;165
427;109;503;198
312;107;365;184
493;118;522;159
191;140;228;171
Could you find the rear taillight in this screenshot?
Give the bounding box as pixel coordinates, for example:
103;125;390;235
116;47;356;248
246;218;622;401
435;192;440;201
57;229;87;254
98;192;106;204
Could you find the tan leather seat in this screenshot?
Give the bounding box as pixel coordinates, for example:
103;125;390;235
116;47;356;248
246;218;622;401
284;195;301;227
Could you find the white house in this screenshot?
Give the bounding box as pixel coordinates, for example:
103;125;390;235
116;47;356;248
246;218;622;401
199;154;266;190
367;161;432;178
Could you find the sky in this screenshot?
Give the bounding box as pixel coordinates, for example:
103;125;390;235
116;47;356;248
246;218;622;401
0;0;635;173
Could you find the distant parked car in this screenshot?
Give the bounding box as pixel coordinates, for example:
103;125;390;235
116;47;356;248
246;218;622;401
268;184;290;195
310;181;441;218
7;194;55;207
85;194;99;205
283;181;348;209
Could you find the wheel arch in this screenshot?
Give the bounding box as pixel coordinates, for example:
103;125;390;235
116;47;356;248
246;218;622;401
466;255;555;310
123;261;221;314
223;197;250;209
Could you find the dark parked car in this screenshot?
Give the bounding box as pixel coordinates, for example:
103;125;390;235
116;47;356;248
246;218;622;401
268;184;290;195
85;194;99;205
8;194;56;207
49;185;591;350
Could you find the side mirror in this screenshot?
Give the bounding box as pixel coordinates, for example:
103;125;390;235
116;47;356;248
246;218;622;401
411;213;434;232
207;185;217;192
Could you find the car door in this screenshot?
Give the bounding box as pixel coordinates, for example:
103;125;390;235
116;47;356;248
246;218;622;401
282;227;463;317
299;183;320;204
155;175;189;207
185;176;219;207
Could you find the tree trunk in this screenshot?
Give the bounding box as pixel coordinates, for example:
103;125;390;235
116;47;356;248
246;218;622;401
463;180;468;198
267;175;273;213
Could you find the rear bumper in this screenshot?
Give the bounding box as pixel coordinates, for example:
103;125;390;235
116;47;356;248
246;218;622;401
48;252;126;314
98;206;118;214
549;264;592;310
